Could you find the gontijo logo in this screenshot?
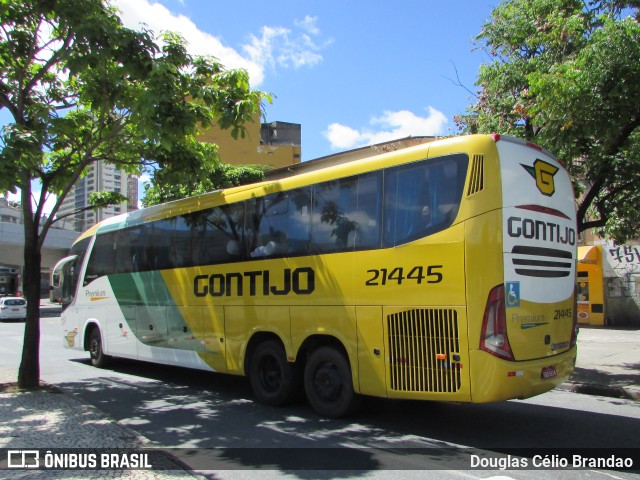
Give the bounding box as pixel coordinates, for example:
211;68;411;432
521;159;559;197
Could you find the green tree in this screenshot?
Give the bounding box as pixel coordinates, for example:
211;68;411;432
142;162;270;207
0;0;267;389
456;0;640;242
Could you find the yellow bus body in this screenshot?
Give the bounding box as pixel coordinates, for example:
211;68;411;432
56;134;578;416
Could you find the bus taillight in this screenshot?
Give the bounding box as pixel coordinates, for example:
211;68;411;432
480;284;515;361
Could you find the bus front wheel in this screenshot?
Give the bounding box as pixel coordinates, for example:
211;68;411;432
249;340;299;406
304;346;360;418
88;327;110;368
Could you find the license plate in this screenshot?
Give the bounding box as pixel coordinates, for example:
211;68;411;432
541;365;557;379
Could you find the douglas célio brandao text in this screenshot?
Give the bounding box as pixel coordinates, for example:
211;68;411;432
471;454;634;470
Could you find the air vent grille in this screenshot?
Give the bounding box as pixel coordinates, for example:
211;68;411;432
467;154;484;196
388;309;461;393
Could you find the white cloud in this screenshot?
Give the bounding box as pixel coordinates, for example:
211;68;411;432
324;107;449;150
324;124;363;150
112;1;331;84
243;16;331;70
113;0;265;83
294;15;321;36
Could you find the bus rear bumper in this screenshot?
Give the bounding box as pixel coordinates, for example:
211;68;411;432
468;346;577;403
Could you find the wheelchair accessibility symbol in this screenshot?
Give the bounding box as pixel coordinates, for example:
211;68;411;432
506;282;520;308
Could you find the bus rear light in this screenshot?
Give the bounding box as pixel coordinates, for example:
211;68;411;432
480;284;515;361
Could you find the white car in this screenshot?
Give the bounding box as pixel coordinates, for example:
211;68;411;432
0;297;27;321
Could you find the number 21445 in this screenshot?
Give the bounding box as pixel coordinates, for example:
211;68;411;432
365;266;443;286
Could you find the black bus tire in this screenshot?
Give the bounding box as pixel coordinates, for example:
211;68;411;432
249;340;299;406
89;326;110;368
304;346;361;418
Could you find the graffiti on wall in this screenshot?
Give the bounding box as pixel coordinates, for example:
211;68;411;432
606;244;640;298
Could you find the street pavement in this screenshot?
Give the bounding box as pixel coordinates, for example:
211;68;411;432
0;301;638;478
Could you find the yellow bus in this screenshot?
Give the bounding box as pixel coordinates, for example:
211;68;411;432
577;245;606;326
53;134;578;417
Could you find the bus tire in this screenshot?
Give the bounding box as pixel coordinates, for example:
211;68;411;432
249;340;299;406
304;346;360;418
88;327;110;368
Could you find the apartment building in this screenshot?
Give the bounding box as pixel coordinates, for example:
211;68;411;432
57;162;138;232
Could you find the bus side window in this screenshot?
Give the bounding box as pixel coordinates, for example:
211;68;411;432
118;227;145;273
85;232;118;283
64;237;90;297
173;216;194;268
353;171;382;249
312;177;358;253
248;188;310;258
198;203;245;264
310;171;382;254
383;155;467;247
148;219;174;270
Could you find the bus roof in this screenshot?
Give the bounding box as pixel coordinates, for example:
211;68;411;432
265;136;438;181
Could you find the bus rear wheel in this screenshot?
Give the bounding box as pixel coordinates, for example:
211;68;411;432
249;340;299;406
88;327;110;368
304;346;360;418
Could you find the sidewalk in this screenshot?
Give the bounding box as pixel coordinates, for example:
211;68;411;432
560;326;640;401
0;301;203;479
1;310;638;477
0;370;203;479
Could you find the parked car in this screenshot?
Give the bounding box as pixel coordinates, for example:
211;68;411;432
0;297;27;321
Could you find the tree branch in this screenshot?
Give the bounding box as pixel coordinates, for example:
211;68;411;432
445;61;477;99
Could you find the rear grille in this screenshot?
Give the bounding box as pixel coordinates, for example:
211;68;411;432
467;154;484;196
511;245;573;278
388;309;462;393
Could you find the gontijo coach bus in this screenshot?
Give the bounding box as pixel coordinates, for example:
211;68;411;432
53;134;578;418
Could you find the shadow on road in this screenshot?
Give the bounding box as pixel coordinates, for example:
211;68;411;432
56;356;640;474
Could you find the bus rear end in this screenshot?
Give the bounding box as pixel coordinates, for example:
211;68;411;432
469;135;578;402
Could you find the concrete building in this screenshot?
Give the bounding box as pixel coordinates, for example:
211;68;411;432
57;161;138;232
0;197;78;295
199;115;302;168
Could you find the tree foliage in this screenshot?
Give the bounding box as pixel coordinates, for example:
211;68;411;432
141;162;270;207
0;0;268;388
456;0;640;242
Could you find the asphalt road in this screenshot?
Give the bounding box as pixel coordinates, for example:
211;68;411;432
2;313;640;478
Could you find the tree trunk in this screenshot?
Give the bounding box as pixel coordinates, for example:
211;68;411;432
17;219;42;390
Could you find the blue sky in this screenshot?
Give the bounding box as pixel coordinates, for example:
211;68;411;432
2;0;500;210
113;0;499;161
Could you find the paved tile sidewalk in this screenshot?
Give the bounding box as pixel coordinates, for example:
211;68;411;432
0;369;202;479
